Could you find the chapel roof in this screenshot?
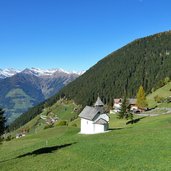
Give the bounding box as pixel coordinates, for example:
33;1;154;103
94;96;104;107
79;106;100;120
94;118;108;125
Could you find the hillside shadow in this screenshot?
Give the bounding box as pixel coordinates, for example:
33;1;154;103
126;116;146;125
17;142;76;158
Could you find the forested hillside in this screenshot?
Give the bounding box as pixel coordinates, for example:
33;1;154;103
56;31;171;106
9;31;171;130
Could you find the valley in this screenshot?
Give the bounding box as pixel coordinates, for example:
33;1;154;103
0;68;81;123
1;30;171;171
1;1;171;170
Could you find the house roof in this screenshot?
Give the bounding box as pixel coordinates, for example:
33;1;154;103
79;106;100;120
114;98;122;104
94;118;108;125
94;97;104;106
128;98;137;105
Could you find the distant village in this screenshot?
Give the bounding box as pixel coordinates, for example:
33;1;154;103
15;96;144;138
111;98;141;114
78;96;144;135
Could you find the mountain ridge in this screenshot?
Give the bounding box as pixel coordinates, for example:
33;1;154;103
0;68;82;123
0;68;85;79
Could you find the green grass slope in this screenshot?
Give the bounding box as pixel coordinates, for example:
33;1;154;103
13;99;81;134
1;114;171;171
147;81;171;108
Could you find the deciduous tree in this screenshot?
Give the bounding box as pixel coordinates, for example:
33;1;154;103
136;86;148;109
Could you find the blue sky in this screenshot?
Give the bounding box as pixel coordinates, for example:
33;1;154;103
0;0;171;71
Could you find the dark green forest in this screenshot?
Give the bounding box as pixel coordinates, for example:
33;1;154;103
9;30;171;130
57;31;171;105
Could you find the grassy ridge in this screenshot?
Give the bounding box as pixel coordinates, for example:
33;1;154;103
147;82;171;108
1;114;171;170
13;99;81;134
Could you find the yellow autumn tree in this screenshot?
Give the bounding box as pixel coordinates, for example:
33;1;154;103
136;85;148;109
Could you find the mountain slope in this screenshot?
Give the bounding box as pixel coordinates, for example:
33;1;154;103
10;30;171;129
147;81;171;108
56;31;171;106
0;68;80;123
13;99;81;134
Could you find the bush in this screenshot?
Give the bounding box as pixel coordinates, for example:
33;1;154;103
154;95;165;103
71;123;77;127
44;124;53;129
5;135;13;141
164;77;170;85
0;138;3;144
166;96;171;103
56;120;68;126
70;115;78;122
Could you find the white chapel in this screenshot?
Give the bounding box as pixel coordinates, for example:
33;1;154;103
79;97;109;134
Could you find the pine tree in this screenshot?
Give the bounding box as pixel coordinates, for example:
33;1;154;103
136;85;148;109
125;105;133;122
118;96;134;122
118;96;127;119
0;108;6;142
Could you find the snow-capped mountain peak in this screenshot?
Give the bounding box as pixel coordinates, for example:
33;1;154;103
22;68;85;77
57;68;85;75
0;68;85;79
22;68;72;77
0;68;21;79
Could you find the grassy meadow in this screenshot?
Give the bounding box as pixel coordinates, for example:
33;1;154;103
1;114;171;171
147;82;171;108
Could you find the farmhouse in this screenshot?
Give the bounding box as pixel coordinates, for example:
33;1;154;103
79;97;109;134
128;98;138;111
113;98;122;113
111;98;140;113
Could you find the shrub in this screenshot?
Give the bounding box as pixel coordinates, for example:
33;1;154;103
44;124;53;129
5;135;13;141
70;115;78;122
56;120;68;126
154;95;165;103
164;77;170;85
166;96;171;103
71;123;77;127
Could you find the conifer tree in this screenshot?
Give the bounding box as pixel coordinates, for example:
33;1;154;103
118;96;134;121
0;108;6;142
118;96;127;119
136;85;148;109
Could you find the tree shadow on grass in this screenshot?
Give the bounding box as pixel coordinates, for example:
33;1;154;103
126;116;146;125
108;128;124;131
109;117;147;130
17;142;76;158
0;142;76;163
